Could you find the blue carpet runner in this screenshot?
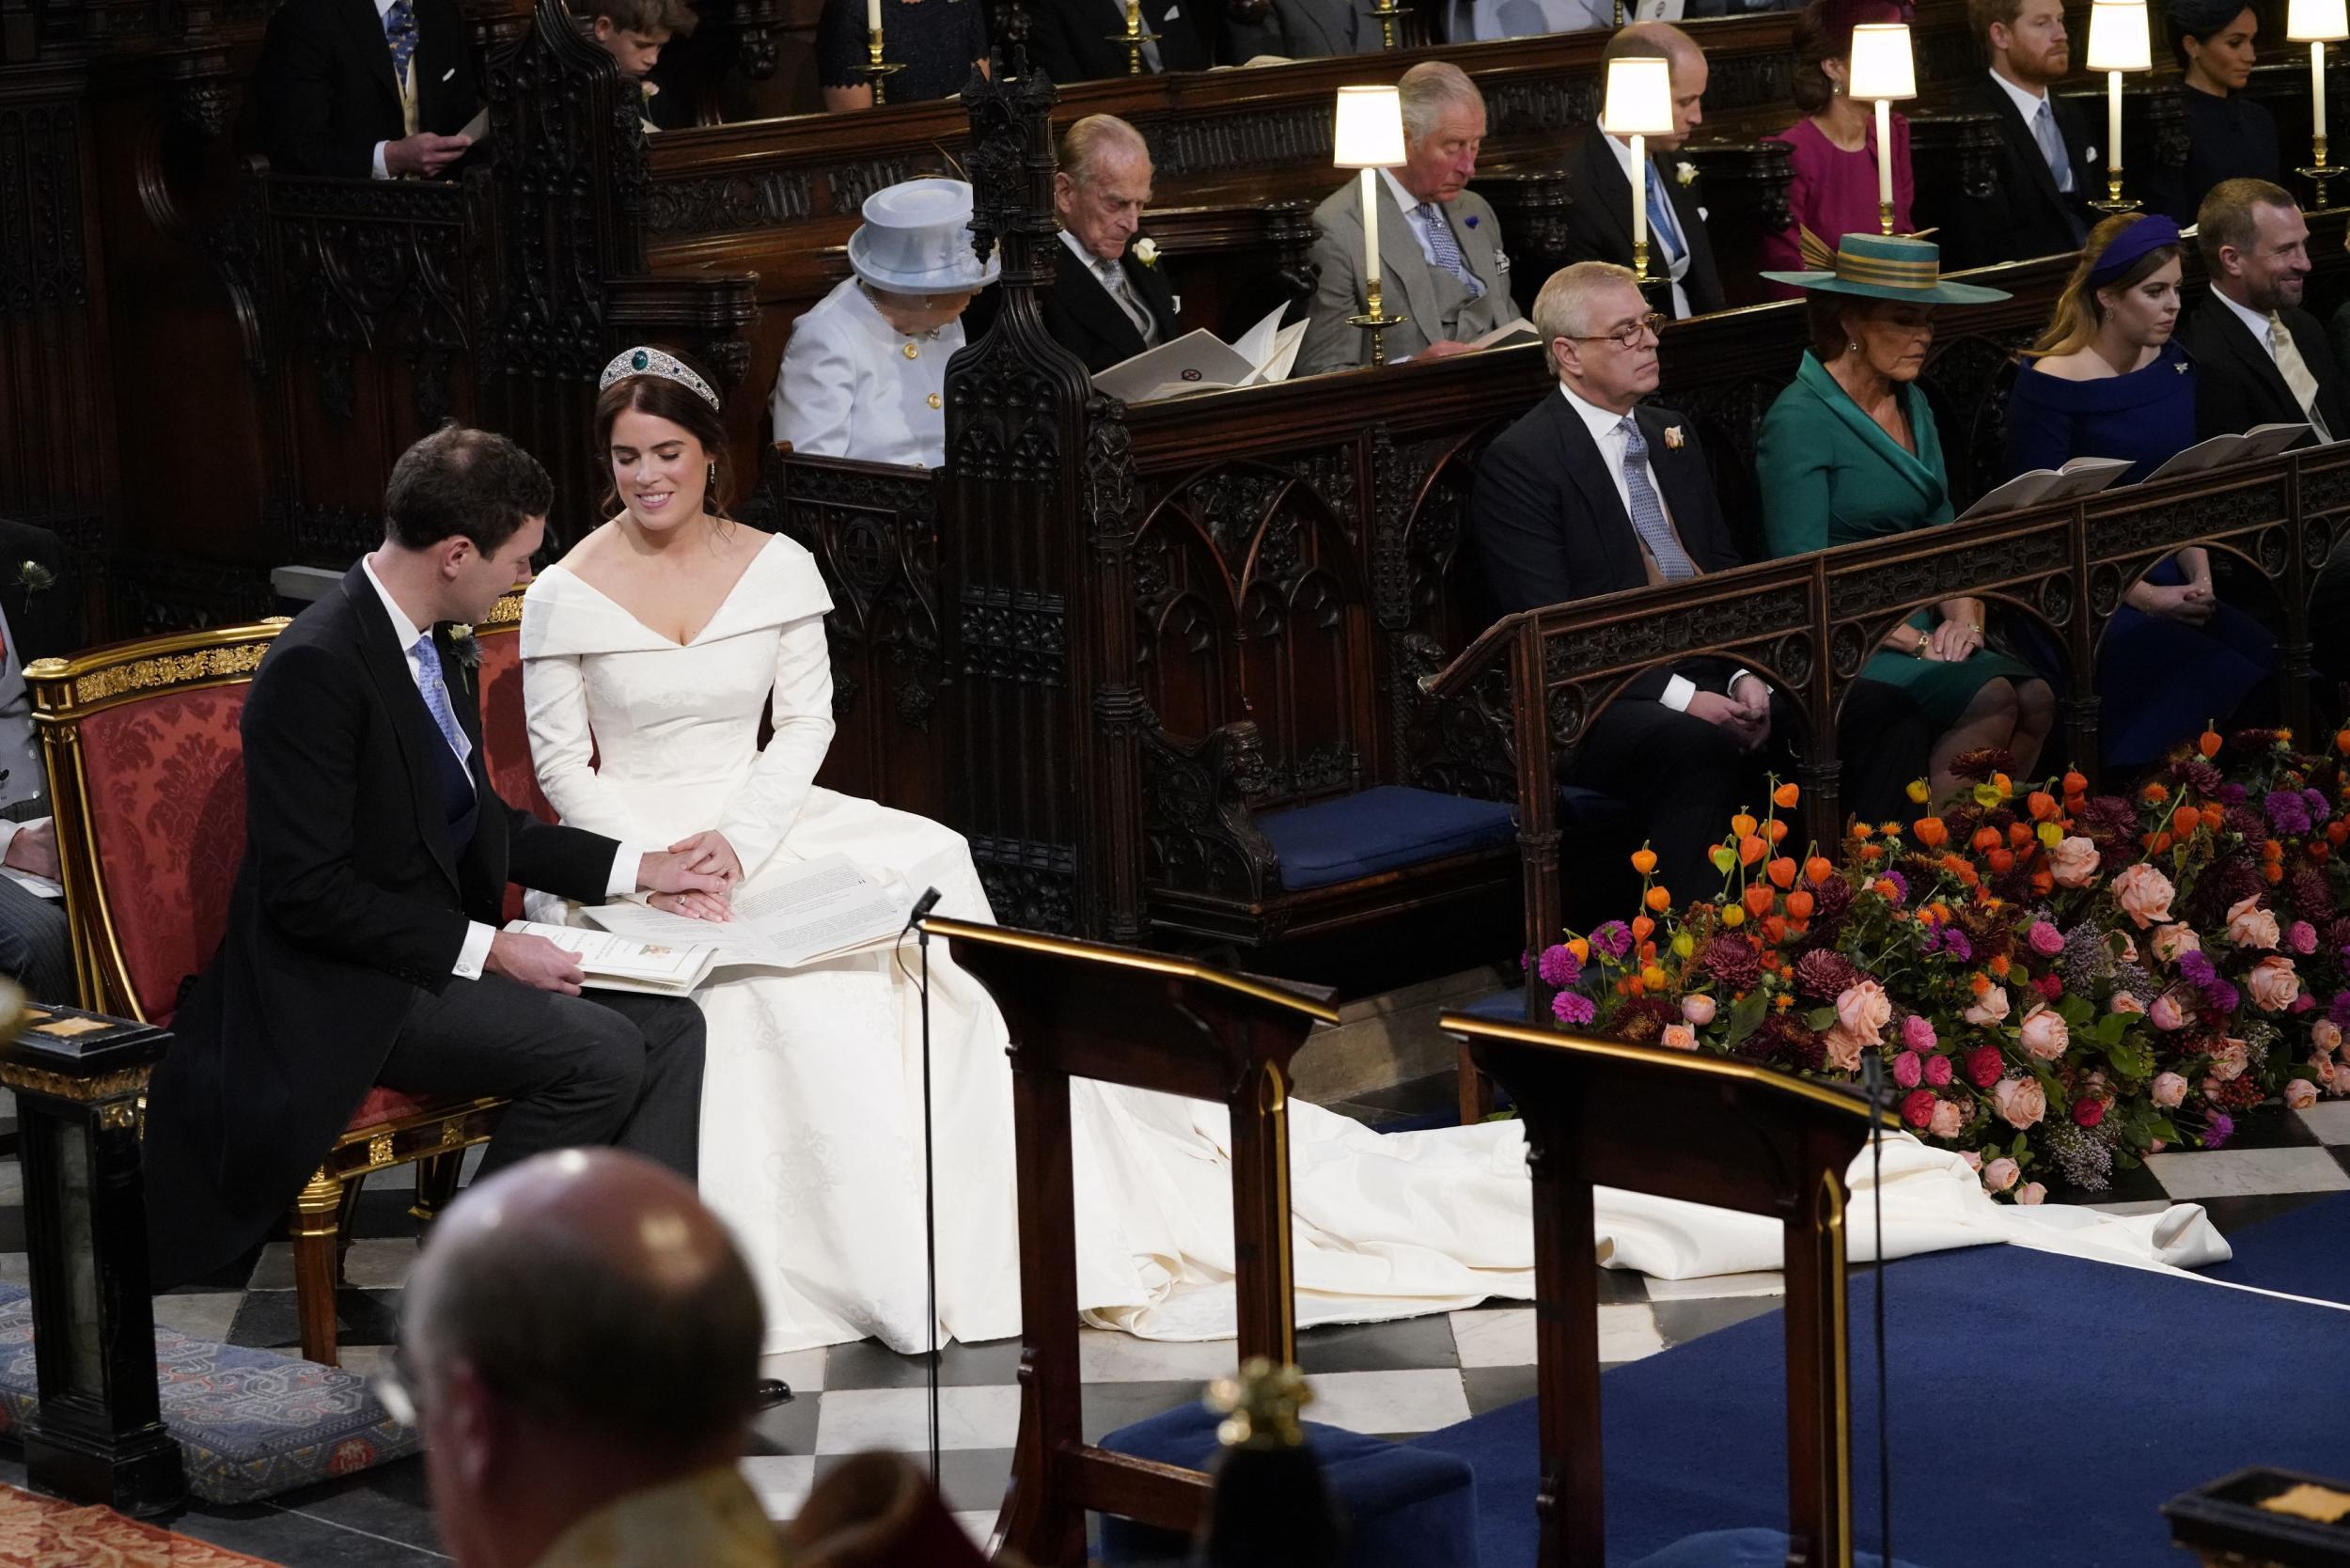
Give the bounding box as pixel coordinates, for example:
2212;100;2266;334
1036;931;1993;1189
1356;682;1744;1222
1408;1245;2350;1567
2199;1189;2350;1303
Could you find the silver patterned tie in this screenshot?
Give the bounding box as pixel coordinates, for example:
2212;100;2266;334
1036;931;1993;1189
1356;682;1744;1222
1617;416;1696;581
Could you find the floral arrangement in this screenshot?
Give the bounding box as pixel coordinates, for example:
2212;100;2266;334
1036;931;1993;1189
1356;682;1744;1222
1534;732;2350;1200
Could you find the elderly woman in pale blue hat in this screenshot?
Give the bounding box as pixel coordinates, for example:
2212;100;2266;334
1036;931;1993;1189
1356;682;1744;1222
1754;231;2058;801
769;178;1001;469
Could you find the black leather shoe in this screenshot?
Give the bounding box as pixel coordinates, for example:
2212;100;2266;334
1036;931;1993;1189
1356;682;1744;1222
752;1378;793;1410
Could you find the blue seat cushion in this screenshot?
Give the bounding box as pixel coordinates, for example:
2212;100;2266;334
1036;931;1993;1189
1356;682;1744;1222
0;1283;417;1504
1558;783;1636;834
1098;1403;1480;1567
1257;786;1516;893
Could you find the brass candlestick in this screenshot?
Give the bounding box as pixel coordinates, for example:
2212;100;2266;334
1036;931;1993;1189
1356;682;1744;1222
1105;0;1158;73
1878;196;1894;235
2302;132;2339;212
861;26;905;104
1347;278;1407;368
1367;0;1405;46
1632;231;1651;283
2088;168;2137;214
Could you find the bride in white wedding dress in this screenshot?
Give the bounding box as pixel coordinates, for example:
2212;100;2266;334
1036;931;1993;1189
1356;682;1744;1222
523;348;2232;1357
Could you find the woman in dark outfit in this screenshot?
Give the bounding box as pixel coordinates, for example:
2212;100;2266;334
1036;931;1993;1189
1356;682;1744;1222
817;0;988;111
2149;0;2281;222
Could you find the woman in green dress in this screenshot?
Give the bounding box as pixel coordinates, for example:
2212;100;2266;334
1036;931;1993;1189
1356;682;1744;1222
1758;232;2057;800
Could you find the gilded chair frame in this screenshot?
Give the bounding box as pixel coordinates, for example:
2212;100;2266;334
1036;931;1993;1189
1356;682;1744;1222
26;607;523;1365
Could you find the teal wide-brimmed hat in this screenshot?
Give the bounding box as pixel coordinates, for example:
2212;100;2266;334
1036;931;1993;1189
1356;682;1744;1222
1760;232;2011;306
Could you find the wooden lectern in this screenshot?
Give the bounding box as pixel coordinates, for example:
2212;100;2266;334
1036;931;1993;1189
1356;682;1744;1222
1443;1011;1885;1568
924;917;1337;1567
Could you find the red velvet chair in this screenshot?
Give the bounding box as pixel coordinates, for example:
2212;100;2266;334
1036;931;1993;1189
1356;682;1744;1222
26;617;507;1366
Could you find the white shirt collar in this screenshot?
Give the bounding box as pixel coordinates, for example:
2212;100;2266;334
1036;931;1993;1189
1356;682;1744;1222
2210;285;2277;353
1987;66;2050;118
1558;380;1638;444
1378;166;1429;218
1595;118;1641;181
1058;228;1115;272
374;0;396;19
360;554;430;654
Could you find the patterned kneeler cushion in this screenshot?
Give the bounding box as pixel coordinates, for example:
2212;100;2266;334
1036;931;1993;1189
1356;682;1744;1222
0;1284;417;1503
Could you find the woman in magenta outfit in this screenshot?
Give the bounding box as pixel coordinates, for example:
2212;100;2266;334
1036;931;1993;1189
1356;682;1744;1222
1760;0;1917;298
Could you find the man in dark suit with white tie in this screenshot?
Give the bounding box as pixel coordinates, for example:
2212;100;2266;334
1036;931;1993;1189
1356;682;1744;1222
1941;0;2098;269
2177;179;2348;443
1553;24;1725;320
1044;116;1182;374
1471;262;1930;893
257;0;478;178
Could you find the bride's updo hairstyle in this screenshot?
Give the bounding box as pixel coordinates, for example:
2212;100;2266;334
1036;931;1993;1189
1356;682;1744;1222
594;353;735;525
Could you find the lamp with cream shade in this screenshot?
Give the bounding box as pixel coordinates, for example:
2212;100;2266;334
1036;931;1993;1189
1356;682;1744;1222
2085;0;2152;213
1600;55;1676;283
1333;85;1409;367
1845;23;1916;235
2290;0;2348;208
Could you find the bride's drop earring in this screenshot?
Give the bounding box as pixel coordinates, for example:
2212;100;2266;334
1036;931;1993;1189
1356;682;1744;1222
706;462;717;494
1848;341;1861;355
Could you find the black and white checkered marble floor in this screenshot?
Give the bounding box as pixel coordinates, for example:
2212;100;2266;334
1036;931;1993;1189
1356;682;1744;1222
32;1082;2350;1563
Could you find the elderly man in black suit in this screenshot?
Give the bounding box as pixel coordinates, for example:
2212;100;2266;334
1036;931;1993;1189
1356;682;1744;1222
1553;24;1724;320
1044;116;1182;373
257;0;478;178
1941;0;2098;268
142;427;728;1290
1471;261;1929;894
2177;179;2347;443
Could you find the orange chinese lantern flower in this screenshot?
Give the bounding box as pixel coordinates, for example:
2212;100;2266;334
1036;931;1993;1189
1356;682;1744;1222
1630;847;1658;875
1805;855;1835;886
2007;822;2035;848
2330;821;2350;846
2150;832;2172;855
2203;806;2229;834
1772;782;1801;809
2062;771;2089;795
1631;915;1655;943
2199;729;2223;759
1766;819;1790;844
1766;856;1798;889
1785;888;1816;919
1987;848;2015;874
1913;818;1949;849
1568;937;1590;964
1743;883;1777;917
2026;791;2058;822
2312;841;2333;863
1643;885;1672;913
1624;976;1645;997
2029;869;2055;895
1971;825;2002;854
1761;916;1788;945
1738;835;1767;866
1731;812;1759;839
2336;729;2350;756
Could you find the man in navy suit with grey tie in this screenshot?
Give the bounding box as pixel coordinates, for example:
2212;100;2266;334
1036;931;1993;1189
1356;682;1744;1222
258;0;479;179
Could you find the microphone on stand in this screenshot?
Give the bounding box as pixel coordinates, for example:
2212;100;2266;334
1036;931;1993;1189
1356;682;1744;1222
901;886;945;1481
903;886;944;934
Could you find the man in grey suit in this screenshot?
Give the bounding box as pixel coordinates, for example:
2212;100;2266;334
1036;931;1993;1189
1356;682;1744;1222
1298;61;1518;374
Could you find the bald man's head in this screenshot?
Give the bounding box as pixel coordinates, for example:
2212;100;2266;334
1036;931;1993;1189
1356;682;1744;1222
405;1149;763;1447
1603;21;1709;149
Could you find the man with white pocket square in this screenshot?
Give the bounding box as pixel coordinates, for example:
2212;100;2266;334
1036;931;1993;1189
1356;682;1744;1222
258;0;480;179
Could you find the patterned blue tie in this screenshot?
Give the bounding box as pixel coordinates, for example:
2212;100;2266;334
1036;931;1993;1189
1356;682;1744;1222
1414;201;1483;297
412;632;474;776
2032;100;2090;245
1644;165;1686;265
1617;417;1696;581
384;0;418;88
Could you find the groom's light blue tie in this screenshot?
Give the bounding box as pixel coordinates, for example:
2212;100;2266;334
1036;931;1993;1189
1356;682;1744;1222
412;631;474;776
1617;416;1696;581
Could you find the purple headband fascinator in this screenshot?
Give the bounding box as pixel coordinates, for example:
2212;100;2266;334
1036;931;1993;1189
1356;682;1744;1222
2088;214;2183;286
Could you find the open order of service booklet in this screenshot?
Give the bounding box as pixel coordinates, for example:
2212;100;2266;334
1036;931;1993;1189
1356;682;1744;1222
1091;304;1309;403
579;852;912;975
1958;455;2134;519
499;920;721;996
2143;422;2315;481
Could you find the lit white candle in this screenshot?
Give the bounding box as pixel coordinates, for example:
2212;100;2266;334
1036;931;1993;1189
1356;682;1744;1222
1873;98;1893;208
2318;41;2330;142
1361;166;1381;288
2107;71;2124;173
1630;133;1649;256
868;0;881;34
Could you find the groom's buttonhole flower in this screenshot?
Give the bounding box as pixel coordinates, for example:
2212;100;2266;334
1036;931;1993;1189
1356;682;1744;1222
14;561;53;596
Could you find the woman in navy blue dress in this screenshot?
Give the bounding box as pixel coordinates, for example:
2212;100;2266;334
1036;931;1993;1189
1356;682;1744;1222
2004;212;2274;772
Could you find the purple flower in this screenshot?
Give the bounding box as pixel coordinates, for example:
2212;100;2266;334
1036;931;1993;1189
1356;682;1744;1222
1942;929;1974;964
1591;921;1633;962
1552;991;1596;1027
2220;782;2249;806
2330;990;2350;1028
2266;790;2314;836
1537;945;1583;988
2202;978;2240;1014
2307;788;2332;825
2027;920;2066;957
2177;949;2215;985
2204;1112;2235;1151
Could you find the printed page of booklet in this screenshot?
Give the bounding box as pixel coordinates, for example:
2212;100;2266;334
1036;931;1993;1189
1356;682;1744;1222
499;919;719;995
582;853;909;971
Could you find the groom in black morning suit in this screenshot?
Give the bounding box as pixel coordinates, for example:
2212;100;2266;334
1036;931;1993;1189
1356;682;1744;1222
1470;262;1931;897
143;428;727;1288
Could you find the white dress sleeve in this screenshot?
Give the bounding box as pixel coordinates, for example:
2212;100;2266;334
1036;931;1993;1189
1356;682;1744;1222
772;305;855;459
520;583;645;843
713;612;837;878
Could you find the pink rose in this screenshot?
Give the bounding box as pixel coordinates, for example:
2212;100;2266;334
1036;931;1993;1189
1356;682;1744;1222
2018;1007;2070;1061
2226;895;2280;950
2151;924;2201;964
2148;1137;2168;1152
2248;955;2301;1012
1992;1076;2047;1129
1923;1054;1952;1087
2314;1018;2342;1055
1835;980;1892;1047
1660;1023;1698;1051
2017;1182;2047;1206
2287;1078;2320;1109
1681;995;1717;1026
1964;985;2012;1027
2049;836;2099;887
2148;991;2190;1031
1822;1024;1864;1074
2290;921;2319;955
2023;920;2061;958
1892;1050;1922;1089
2112;863;2176;927
2109;992;2145;1016
2206;1038;2249;1082
1982;1155;2020;1192
1901;1090;1937;1128
1902;1014;1937;1053
1928;1099;1966;1139
2151;1071;2187;1108
1959;1150;1983;1172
